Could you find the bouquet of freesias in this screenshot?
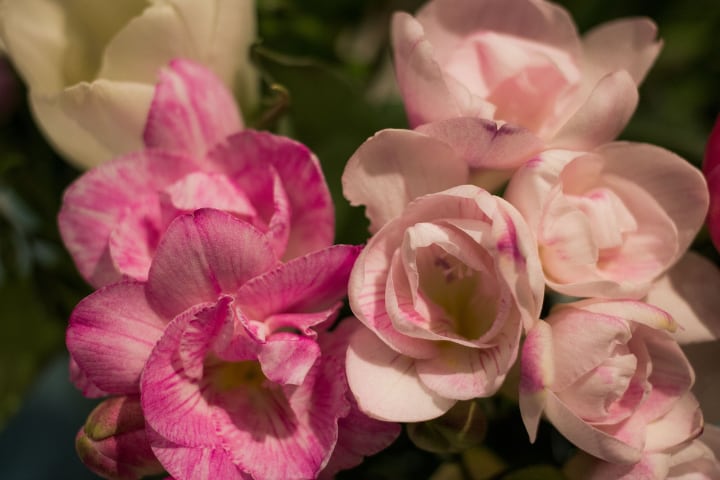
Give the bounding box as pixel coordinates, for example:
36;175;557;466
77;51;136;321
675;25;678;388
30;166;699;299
1;0;719;479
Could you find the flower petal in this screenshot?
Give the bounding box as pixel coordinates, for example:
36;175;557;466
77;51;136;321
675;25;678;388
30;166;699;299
67;282;166;394
345;327;456;422
519;320;554;443
234;245;360;321
143;59;243;155
582;18;662;85
147;209;276;318
646;252;720;344
258;333;320;385
342;129;468;233
550;71;638;151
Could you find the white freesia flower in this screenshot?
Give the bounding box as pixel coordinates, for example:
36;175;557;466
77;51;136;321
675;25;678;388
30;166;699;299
0;0;257;169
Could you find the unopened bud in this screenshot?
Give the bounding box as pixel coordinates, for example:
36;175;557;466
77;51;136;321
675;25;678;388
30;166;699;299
75;396;164;480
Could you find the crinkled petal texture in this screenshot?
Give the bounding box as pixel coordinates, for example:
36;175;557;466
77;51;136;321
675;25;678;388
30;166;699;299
391;0;659;148
505;142;709;299
68;209;369;479
519;299;703;466
0;0;257;168
347;185;544;422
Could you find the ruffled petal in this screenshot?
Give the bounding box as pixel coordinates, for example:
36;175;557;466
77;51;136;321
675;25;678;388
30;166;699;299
258;333;320;386
67;282;166;394
519;320;554;442
146;209;276;318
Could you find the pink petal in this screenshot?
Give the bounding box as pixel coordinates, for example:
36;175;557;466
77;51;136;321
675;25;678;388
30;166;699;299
141;302;231;448
234;245;361;321
571;299;676;332
148;429;250;480
545;392;644;464
209;358;346;479
550;71;638;150
598;142;709;263
519;321;555;443
67;282;166;394
415;0;581;59
646;252;720;344
544;305;632;391
416;117;544;172
342;129;468;233
415;332;520;400
59;150;193;287
210;130;335;259
582;18;662;85
258;333;321;385
107;197;162;282
391;13;480;127
146;209;277;318
345;327;456;422
143;59;243;156
69;356;108;398
643;392;703;452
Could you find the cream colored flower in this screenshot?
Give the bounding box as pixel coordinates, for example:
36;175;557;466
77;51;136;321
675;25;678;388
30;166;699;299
0;0;257;169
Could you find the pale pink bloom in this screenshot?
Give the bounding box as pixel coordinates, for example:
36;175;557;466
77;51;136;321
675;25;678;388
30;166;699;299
564;425;720;479
703;116;720;252
392;0;661;150
67;209;394;479
520;299;703;465
75;395;164;480
505;142;708;299
59;59;333;288
346;185;544;422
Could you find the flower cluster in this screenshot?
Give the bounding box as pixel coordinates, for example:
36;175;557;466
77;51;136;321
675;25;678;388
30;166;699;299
1;0;718;478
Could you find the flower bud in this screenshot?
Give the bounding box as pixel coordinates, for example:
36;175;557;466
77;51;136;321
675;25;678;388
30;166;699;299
75;396;164;480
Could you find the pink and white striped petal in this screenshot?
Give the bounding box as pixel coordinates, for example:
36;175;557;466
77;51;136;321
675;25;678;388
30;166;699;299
143;59;243;156
146;209;276;318
67;281;166;394
258;333;321;385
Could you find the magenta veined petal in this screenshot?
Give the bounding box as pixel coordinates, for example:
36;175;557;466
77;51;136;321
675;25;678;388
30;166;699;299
143;58;243;156
146;209;277;318
67;281;166;395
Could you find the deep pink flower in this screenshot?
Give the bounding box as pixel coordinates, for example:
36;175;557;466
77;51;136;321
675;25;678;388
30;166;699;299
392;0;661;150
703;116;720;252
66;209;395;479
59;59;333;288
520;299;702;465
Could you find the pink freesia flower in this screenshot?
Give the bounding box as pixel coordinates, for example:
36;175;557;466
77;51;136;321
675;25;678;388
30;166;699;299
67;209;397;479
565;424;720;479
392;0;661;150
59;59;333;288
520;299;703;465
703;115;720;252
504;142;708;299
345;185;544;422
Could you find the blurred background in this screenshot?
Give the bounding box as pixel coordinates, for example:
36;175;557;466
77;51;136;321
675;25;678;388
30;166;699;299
0;0;718;478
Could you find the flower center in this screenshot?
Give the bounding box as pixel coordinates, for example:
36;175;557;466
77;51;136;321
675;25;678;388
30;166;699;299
207;360;266;391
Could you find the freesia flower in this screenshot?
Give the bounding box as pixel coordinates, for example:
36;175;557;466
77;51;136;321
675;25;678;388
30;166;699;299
392;0;661;150
703;115;720;252
504;142;708;299
0;0;257;168
67;208;396;479
59;59;334;288
345;185;544;422
520;299;703;465
564;425;720;479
